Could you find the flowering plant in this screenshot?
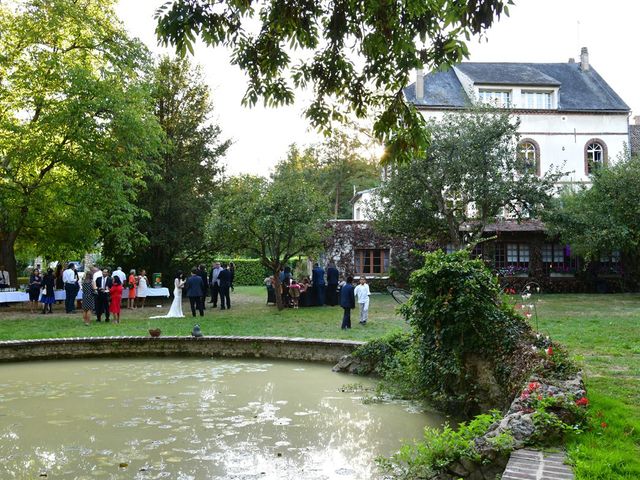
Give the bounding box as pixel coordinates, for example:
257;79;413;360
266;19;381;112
496;265;529;277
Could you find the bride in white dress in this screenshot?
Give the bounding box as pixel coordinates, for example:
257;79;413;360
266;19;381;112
150;272;185;318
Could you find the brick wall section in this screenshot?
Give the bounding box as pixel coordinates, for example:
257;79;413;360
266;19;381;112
502;449;574;480
630;125;640;157
0;336;364;364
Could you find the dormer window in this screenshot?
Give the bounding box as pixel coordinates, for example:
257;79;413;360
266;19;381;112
522;90;553;109
478;89;511;107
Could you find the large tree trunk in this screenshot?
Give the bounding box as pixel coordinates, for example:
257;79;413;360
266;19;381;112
0;232;18;287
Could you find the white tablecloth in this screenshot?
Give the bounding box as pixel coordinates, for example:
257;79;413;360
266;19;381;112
1;288;170;303
0;291;30;302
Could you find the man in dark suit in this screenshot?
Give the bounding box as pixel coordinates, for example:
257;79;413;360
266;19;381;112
340;276;355;329
197;264;208;310
218;263;231;310
326;262;339;306
95;268;113;322
312;262;326;306
185;268;205;317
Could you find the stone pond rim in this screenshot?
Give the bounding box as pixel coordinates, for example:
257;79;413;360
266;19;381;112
0;335;364;363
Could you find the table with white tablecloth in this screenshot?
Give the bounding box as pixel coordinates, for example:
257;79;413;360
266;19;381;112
0;287;170;304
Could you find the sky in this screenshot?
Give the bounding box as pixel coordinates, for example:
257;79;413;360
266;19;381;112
115;0;640;177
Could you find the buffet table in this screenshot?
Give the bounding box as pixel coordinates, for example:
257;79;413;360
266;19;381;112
0;287;170;304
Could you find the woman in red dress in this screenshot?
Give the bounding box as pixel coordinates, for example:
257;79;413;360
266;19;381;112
109;276;124;324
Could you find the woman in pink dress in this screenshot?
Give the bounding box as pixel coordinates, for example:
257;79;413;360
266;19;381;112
109;276;124;324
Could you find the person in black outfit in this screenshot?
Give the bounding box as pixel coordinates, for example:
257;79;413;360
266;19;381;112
197;264;208;310
340;276;355;329
185;268;205;317
95;269;113;322
218;263;231;310
326;262;339;306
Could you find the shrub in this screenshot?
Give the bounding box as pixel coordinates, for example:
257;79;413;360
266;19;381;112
401;249;531;416
220;259;269;286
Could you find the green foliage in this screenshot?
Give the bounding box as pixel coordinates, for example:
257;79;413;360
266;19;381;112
155;0;511;164
545;153;640;264
219;259;268;286
402;249;530;414
0;0;163;282
373;108;562;245
206;173;329;308
103;56;230;274
273;132;381;219
377;410;505;478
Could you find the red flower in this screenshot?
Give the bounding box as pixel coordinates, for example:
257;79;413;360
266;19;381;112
600;422;608;428
575;397;589;407
528;382;541;392
537;394;543;401
546;346;553;356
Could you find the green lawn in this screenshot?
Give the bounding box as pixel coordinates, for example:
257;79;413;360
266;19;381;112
0;286;409;341
0;288;638;478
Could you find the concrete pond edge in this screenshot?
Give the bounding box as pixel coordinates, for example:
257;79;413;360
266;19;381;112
0;335;365;364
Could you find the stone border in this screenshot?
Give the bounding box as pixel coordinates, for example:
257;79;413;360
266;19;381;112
0;336;365;364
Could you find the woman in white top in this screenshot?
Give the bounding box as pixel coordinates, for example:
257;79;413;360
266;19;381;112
151;271;185;318
136;269;149;308
354;277;371;325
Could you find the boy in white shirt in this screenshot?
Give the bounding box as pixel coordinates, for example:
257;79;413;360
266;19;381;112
354;277;371;325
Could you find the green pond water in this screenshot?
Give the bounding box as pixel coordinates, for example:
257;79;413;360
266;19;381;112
0;358;444;479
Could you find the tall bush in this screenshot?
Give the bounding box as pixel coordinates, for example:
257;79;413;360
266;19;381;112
402;250;530;415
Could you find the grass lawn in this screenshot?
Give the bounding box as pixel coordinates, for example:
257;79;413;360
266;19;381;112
0;286;409;341
0;288;638;478
532;294;640;479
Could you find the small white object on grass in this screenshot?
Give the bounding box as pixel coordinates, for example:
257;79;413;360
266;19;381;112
156;305;162;308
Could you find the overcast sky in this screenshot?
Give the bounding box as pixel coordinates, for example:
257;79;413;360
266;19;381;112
115;0;640;177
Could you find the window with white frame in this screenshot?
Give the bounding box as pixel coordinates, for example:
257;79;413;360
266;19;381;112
521;90;553;109
517;140;539;175
478;89;511;107
586;141;605;174
542;244;579;274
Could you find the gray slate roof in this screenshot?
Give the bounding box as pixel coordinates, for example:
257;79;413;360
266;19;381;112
404;62;629;112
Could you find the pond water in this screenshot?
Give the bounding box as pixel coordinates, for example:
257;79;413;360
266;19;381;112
0;358;444;479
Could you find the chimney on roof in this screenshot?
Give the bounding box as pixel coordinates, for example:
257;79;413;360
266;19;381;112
568;57;575;64
580;47;589;71
634;116;640;125
416;68;424;100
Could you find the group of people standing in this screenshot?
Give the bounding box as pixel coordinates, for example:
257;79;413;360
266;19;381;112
27;264;149;323
272;261;371;329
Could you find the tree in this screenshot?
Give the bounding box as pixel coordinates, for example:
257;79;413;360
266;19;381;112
0;0;163;284
274;131;380;219
544;153;640;266
154;0;512;164
373;109;562;246
206;174;328;309
103;56;231;275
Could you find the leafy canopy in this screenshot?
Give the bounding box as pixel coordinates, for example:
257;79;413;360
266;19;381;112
154;0;512;163
373;108;563;246
103;56;231;274
273;131;381;219
544;152;640;261
0;0;163;279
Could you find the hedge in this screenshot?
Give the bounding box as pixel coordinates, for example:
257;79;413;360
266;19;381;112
219;259;270;286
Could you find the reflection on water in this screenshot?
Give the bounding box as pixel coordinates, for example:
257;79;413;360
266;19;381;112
0;358;444;479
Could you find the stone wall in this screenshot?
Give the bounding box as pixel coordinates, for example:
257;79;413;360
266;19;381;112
0;336;364;364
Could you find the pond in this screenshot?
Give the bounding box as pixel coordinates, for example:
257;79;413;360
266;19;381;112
0;358;444;479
